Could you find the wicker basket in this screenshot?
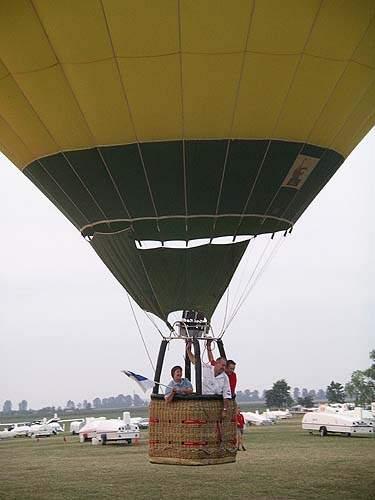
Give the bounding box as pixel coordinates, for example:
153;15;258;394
149;395;237;465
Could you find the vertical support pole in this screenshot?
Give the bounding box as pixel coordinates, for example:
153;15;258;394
185;346;191;381
153;339;168;394
216;338;227;359
193;338;202;395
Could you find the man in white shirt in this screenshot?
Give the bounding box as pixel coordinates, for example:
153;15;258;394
186;343;231;419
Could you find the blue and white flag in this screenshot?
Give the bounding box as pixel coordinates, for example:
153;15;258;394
121;370;155;393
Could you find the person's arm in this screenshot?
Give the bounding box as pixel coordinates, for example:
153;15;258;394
221;398;230;420
186;340;196;365
221;374;232;419
164;387;176;403
164;382;175;402
231;372;237;397
175;379;194;395
180;378;193;394
181;387;193;395
206;340;214;364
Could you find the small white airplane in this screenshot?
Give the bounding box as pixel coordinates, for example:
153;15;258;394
0;413;79;439
243;410;273;426
0;420;54;438
0;428;17;439
0;423;31;438
263;409;292;420
130;417;149;429
28;419;55;438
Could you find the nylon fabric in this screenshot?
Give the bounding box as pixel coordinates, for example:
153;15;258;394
90;229;249;320
24;139;344;240
0;2;373;168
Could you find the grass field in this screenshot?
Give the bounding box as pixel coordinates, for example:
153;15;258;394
0;417;374;499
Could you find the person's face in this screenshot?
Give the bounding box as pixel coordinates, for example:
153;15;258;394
215;359;226;374
173;368;182;382
226;363;236;376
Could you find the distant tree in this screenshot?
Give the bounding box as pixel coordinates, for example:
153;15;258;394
244;389;251;401
115;394;128;407
66;400;75;410
124;395;133;407
302;388;308;398
76;402;82;410
265;379;293;408
18;400;28;412
86;402;92;410
236;390;244;401
82;400;88;409
251;390;260;401
93;398;102;409
293;387;300;401
345;351;375;405
236;390;260;403
39;406;55;414
317;389;326;401
308;390;316;400
261;390;267;401
3;400;12;414
326;381;345;404
367;350;375;377
297;395;314;408
264;389;275;407
133;394;145;407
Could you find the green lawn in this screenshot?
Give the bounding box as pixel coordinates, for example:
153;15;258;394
0;417;374;499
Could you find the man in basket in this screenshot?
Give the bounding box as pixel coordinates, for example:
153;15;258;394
186;341;232;420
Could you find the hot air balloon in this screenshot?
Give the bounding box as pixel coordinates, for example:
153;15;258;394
0;1;374;464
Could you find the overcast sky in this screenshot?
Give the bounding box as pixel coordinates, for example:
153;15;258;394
0;130;374;410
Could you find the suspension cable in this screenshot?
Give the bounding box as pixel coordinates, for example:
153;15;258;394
230;236;256;310
143;310;166;338
219;286;231;336
126;293;155;372
224;237;273;329
235;235;284;316
221;235;285;336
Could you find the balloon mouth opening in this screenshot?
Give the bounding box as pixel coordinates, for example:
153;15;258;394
134;235;252;250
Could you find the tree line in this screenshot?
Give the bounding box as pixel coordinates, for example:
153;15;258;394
0;388;325;414
0;393;148;415
236;387;327;403
265;350;375;408
2;350;373;414
2;387;325;414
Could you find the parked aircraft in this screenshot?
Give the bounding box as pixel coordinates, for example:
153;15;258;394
243;410;273;426
0;413;79;438
0;423;31;437
130;417;149;429
263;409;292;420
0;428;17;439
